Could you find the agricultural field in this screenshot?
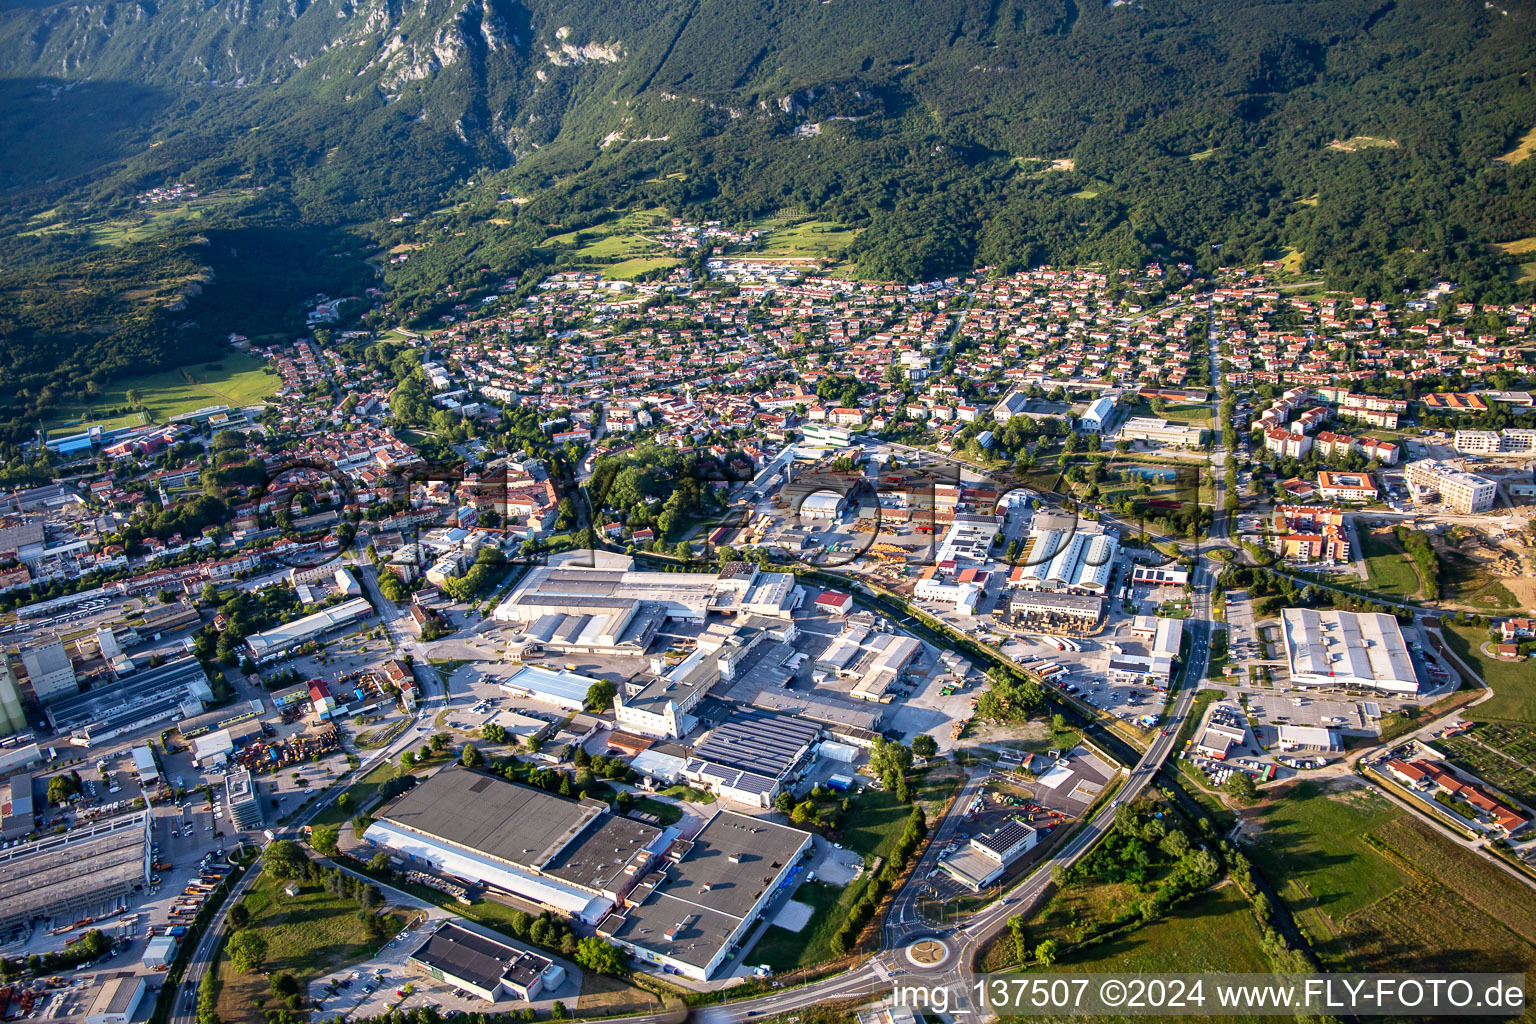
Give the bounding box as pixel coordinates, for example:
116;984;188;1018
42;350;279;435
1249;778;1536;976
1358;529;1423;601
1346;816;1536;974
755;219;859;258
215;869;402;1024
1443;624;1536;724
1436;723;1536;809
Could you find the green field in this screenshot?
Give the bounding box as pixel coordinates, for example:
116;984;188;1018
1049;886;1271;973
841;768;961;860
42;350;279;435
751;879;846;971
1122;399;1212;427
1358;529;1424;601
1248;777;1536;978
1246;781;1409;957
1000;888;1275;1024
604;256;684;279
756;219;859;257
1444;624;1536;723
216;868;400;1024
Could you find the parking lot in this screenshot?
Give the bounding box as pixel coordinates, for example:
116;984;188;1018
918;750;1113;905
309;912;584;1021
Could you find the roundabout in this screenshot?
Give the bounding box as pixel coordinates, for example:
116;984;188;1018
905;937;951;969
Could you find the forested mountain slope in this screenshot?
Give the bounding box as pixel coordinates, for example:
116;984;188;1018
2;0;1535;440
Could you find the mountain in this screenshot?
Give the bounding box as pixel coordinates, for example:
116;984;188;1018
2;0;1535;438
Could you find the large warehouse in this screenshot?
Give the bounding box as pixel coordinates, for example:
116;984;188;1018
244;597;374;664
597;811;812;980
363;767;666;924
1012;514;1119;594
0;812;150;932
492;559;798;655
1281;608;1420;694
681;709;820;807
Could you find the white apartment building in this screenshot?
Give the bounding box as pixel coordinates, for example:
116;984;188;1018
1404;459;1498;514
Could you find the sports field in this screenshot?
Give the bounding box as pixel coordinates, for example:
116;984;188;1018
43;350;278;435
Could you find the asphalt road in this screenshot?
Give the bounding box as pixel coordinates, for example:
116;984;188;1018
167;673;442;1024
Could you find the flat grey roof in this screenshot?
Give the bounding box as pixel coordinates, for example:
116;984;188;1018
379;767;605;871
604;812;810;971
0;813;147;928
46;657;209;730
541;812;663;893
692;709;819;778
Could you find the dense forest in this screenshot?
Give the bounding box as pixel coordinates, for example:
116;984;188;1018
2;0;1535;422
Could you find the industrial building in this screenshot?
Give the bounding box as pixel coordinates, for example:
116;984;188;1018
1274;724;1342;753
20;638;77;703
243;597;375;663
47;657;212;743
813;628;923;703
499;665;602;711
492;559;798;657
614;618;801;739
682;709;819;806
1107;616;1184;687
0;812;150;931
939;818;1038;891
363;767;666;924
1118;416;1208;448
993;591;1103;633
408;921;566;1003
1281;609;1419;694
597;811;812;979
83;973;147;1024
1;773;33;841
1012;513;1118;594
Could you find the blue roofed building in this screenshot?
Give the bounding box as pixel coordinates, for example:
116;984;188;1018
1079;395;1118;433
